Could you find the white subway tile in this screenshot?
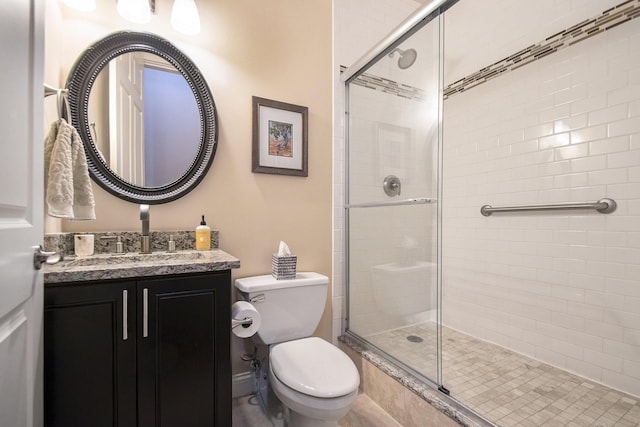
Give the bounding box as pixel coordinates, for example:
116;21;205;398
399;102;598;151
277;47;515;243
540;132;571;150
605;246;640;264
555;83;588;106
568;273;605;291
623;360;640;380
603;339;640;363
551;285;586;302
583;348;623;372
569;185;608;202
585;319;625;342
567;301;604;321
539;188;571;203
571;124;607;144
601;369;640;397
540;104;572;124
554;114;588;133
552;311;586;331
608;117;640;138
569;215;607;232
524;148;555;165
589;135;629;155
607;149;640;168
585;290;626;311
588;168;628;185
524;122;554;140
553;230;587;245
566;329;603;352
588;104;628;127
630;99;640;117
565;357;603;382
570;155;607;172
541;73;572;96
536;347;567;368
552;338;584;359
625;330;640;346
607;84;640;107
587;261;627;279
603;309;640;330
631;132;640;150
555;143;589;161
571;93;606;116
625;296;640;314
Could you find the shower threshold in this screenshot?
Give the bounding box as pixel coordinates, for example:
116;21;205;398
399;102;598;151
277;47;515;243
363;322;640;426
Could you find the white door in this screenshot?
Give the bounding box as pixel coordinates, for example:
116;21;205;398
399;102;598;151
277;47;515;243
0;0;45;426
109;52;145;186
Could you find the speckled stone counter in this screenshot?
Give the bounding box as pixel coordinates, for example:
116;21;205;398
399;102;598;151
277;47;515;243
44;249;240;284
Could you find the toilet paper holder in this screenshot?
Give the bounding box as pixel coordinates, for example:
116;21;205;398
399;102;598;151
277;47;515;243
232;317;253;328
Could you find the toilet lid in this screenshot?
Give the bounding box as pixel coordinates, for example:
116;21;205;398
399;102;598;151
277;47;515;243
270;337;359;398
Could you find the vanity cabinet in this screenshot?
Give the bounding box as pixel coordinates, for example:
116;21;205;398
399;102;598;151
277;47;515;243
44;271;231;427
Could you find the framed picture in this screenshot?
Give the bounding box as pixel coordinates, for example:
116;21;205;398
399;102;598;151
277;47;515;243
252;96;308;176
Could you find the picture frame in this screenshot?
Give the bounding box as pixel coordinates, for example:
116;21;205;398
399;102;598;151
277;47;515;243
252;96;308;176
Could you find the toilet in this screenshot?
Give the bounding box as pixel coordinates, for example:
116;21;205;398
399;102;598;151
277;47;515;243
235;272;360;426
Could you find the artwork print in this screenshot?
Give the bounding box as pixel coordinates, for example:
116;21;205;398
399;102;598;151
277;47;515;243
268;120;294;158
252;96;308;176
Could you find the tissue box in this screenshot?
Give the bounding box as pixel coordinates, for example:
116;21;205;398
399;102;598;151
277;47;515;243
272;254;297;280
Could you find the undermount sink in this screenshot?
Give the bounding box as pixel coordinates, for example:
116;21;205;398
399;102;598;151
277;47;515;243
63;251;206;268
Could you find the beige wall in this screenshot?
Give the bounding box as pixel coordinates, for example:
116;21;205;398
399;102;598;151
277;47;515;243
45;0;333;372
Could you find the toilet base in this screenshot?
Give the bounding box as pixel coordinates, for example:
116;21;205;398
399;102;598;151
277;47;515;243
254;357;285;427
288;409;338;427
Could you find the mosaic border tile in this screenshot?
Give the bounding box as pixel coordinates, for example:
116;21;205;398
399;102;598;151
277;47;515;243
443;0;640;99
340;65;427;102
342;0;640;101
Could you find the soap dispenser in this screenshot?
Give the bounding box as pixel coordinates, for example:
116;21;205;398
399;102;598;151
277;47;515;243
196;215;211;251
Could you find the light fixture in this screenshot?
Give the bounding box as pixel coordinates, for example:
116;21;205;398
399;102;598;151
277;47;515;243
117;0;152;24
60;0;97;11
171;0;201;36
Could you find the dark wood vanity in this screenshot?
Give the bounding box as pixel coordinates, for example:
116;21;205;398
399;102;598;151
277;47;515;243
43;248;239;427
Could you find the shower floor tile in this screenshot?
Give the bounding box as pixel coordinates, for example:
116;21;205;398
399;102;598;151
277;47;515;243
366;323;640;426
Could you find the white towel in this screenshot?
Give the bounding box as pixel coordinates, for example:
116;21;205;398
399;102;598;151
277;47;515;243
44;119;96;220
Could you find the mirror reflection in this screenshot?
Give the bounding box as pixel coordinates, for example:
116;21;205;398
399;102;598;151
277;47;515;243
88;52;200;187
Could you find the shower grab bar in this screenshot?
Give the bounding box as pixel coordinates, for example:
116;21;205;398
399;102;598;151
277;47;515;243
480;198;616;216
341;0;458;82
346;197;436;209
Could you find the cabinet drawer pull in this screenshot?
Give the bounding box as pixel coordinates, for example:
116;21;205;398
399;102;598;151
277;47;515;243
123;290;128;341
143;288;148;338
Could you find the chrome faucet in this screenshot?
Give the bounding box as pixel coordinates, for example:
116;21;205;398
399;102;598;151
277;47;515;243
140;204;151;254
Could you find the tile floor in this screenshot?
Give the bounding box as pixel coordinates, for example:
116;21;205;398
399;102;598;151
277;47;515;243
366;322;640;426
232;393;402;426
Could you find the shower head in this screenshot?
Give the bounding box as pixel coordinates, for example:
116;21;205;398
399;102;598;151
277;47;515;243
388;48;417;69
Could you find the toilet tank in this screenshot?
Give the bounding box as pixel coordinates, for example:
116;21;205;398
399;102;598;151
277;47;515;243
234;272;329;345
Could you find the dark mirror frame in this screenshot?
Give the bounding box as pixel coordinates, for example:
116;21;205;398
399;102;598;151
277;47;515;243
65;31;218;204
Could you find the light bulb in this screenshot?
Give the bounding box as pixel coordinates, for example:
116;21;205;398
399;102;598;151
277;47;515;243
117;0;151;24
60;0;96;11
171;0;201;36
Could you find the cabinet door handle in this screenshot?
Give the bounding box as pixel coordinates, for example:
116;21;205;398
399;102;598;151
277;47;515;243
143;288;148;338
123;290;128;341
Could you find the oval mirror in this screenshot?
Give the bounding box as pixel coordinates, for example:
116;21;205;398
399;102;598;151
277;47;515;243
66;31;218;204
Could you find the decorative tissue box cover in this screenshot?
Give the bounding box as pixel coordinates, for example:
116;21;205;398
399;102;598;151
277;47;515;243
272;254;297;280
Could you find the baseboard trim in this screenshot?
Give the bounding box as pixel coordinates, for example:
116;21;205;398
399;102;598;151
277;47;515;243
232;371;256;398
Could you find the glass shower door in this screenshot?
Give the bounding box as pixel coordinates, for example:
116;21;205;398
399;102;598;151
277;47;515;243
345;15;443;385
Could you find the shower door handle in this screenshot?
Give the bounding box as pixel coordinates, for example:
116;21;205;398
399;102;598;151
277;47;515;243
383;175;401;197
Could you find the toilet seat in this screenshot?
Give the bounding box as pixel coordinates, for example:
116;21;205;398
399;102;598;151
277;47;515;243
270;337;359;398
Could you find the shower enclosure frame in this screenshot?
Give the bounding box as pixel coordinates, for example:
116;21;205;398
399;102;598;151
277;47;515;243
341;0;457;393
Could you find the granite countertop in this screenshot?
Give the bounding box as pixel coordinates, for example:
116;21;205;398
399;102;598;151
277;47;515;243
44;249;240;284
